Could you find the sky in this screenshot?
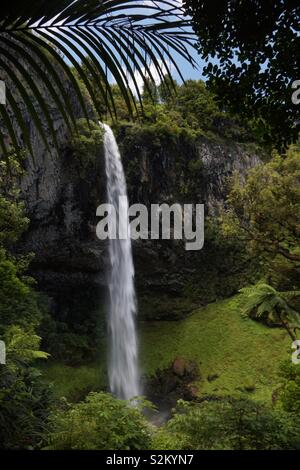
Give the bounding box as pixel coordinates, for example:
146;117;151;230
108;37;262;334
160;48;205;82
140;0;205;82
109;0;206;92
39;0;206;93
122;50;205;94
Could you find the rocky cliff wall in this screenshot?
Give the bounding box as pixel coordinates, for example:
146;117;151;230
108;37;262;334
0;45;262;323
117;125;260;318
15;119;261;323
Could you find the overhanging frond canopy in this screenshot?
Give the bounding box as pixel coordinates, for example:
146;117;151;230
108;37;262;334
0;0;197;156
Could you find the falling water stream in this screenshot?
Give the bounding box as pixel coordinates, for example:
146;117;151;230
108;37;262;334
102;123;140;400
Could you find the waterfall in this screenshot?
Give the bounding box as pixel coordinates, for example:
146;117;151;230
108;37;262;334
102;123;140;400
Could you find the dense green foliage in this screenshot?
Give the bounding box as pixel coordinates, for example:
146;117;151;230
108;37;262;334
221;147;300;334
46;392;151;450
279;361;300;414
0;155;39;334
155;399;300;450
0;153;53;449
239;283;300;339
185;0;300;149
0;153;29;245
70;119;104;176
222;147;300;269
110;78;257;145
0;326;52;449
0;250;41;334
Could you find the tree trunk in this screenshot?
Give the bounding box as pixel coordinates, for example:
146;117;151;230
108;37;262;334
278;311;296;341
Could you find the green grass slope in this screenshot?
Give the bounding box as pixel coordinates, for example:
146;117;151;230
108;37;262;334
39;363;105;402
139;296;291;403
40;296;291;404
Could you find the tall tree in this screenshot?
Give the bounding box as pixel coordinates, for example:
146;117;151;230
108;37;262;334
184;0;300;149
221;146;300;269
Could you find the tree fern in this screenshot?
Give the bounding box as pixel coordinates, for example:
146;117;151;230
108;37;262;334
239;283;300;340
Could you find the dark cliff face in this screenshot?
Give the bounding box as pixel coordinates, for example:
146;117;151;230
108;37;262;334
17;119;260;323
118;127;260;211
1;52;261;323
15;109;107;329
116;124;261;318
0;58;262;366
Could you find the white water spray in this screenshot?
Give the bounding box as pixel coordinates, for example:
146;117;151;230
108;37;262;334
102;123;140;400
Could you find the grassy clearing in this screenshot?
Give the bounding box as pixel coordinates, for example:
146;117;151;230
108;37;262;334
139;296;290;403
40;296;291;404
39;363;105;402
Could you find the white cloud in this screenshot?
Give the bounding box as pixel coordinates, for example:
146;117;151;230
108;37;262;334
128;62;169;94
111;60;174;96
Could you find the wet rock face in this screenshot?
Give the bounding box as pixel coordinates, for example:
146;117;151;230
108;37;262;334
1;55;107;323
8;91;107;326
20;137;107;327
118;129;261;212
16;118;260;323
118;132;261;319
21;142;106;284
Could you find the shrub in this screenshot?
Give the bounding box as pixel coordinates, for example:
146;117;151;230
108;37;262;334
0;327;52;449
46;392;151;450
279;360;300;414
163;398;300;450
0;250;41;333
70;118;104;176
